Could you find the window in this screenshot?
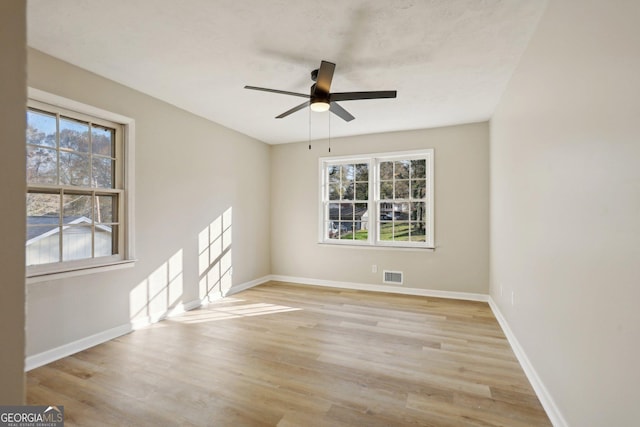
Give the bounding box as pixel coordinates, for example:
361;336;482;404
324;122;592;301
319;150;434;248
26;94;134;278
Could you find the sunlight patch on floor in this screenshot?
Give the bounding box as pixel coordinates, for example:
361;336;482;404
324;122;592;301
169;299;301;324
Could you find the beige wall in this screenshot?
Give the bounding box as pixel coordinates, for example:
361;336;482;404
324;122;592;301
271;123;489;294
0;0;26;404
490;0;640;425
26;49;271;357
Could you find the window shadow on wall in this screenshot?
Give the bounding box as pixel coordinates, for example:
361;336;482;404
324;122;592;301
129;249;184;328
198;207;232;302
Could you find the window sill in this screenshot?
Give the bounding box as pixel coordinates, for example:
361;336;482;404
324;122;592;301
317;242;435;252
26;259;137;284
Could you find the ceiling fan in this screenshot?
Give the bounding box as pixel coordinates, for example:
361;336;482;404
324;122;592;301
244;60;397;122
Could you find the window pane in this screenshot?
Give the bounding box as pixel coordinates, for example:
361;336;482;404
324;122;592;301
62;225;93;261
63;194;92;223
342;182;354;200
354;228;368;240
27;146;58;184
354;203;369;240
341;164;354;182
27;193;60;218
410;223;426;242
411;179;426;199
328;165;340;183
60;117;89;152
355;163;368;181
395;180;409;199
92;125;114;156
380;161;393;180
338;222;353;239
411;159;426;178
394;161;409;179
339;203;353;220
27;110;57;148
380;202;392;221
60;152;90;186
95;224;116;257
411;202;426;221
327;222;339;239
328;203;339;222
393;202;410;220
92;157;114;188
379;221;393;241
329;183;340;200
355;182;368;200
354;203;368;219
357;202;369;213
95;194;116;223
26;226;60;266
393;222;410;241
27;192;61;265
380;181;393;199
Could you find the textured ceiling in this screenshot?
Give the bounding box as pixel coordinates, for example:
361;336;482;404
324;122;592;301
27;0;547;144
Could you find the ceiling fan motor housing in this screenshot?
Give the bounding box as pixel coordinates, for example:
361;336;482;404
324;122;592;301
310;83;329;103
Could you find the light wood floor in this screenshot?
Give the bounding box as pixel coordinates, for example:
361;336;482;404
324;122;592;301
27;281;551;426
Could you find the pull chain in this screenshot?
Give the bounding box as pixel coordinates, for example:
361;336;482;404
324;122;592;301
308;107;312;150
328;111;331;153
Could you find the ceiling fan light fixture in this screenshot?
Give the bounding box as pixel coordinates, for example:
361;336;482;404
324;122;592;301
310;101;330;112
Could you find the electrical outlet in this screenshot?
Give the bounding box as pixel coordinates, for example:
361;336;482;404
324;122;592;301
372;264;378;273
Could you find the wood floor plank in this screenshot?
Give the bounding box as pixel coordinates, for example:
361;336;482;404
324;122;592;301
27;281;551;426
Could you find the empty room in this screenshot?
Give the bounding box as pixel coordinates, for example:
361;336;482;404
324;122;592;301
1;0;639;426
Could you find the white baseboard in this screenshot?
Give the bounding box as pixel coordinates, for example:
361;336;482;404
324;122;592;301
27;299;202;370
268;274;489;302
227;275;272;296
182;299;203;312
25;323;132;371
200;275;272;304
488;297;568;427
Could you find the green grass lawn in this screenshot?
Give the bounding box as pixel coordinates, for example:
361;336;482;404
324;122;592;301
341;229;368;240
380;223;425;242
341;223;425;242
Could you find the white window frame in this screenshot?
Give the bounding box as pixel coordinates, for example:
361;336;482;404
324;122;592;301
26;88;136;282
318;149;434;249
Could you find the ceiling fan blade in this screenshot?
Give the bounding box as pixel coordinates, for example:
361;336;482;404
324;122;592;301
276;101;310;118
329;102;355;122
330;90;397;102
244;85;310;99
315;61;336;94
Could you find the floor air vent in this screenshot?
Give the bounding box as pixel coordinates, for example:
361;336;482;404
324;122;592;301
383;270;403;285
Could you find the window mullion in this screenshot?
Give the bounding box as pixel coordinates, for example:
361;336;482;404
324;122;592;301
56;112;61;186
58;188;64;263
370;160;378;245
89;123;93;189
91;189;96;259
